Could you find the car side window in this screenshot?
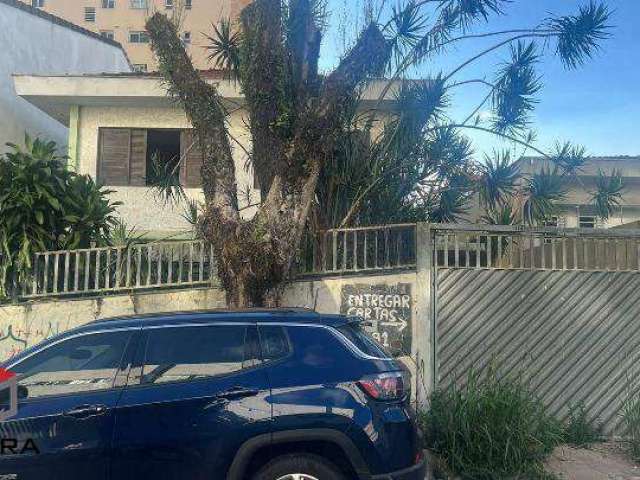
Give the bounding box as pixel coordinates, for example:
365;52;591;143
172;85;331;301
10;331;132;399
259;326;291;362
140;325;254;385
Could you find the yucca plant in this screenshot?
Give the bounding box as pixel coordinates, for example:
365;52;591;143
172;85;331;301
147;0;612;306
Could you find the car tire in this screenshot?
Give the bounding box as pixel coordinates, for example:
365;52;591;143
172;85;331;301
251;453;347;480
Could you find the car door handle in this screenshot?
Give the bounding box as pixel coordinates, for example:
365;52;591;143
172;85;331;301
215;387;259;400
64;404;109;419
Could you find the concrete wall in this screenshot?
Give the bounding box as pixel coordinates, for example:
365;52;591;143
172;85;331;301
0;270;430;402
0;1;130;152
76;105;259;234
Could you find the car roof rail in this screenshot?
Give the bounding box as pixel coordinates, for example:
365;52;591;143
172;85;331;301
91;307;319;324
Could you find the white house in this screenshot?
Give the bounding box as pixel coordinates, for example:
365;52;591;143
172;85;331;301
0;0;131;153
13;72;400;237
517;156;640;229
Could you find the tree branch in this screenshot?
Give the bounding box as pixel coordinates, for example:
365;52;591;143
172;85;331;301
146;13;239;222
431;123;551;158
240;0;288;200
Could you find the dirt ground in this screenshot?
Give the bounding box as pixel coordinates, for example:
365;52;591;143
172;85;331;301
545;443;640;480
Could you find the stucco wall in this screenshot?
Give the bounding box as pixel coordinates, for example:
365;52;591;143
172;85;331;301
77;105;259;233
0;2;130;152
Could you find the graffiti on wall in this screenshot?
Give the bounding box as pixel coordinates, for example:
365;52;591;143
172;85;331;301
0;322;60;361
340;283;412;356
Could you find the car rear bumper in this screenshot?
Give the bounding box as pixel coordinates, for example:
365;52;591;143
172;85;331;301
370;458;426;480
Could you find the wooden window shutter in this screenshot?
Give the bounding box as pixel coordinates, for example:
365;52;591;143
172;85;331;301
180;129;204;188
98;128;148;186
98;128;131;186
129;129;147;186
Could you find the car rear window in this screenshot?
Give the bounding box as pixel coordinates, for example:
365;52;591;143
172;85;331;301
336;322;391;358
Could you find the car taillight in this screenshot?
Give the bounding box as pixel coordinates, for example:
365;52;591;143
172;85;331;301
357;372;406;401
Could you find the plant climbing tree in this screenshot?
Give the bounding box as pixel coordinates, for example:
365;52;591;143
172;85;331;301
145;0;612;306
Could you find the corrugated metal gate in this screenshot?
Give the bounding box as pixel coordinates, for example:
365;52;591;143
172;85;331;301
433;225;640;435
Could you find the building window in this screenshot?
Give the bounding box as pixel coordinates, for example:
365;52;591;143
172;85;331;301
579;216;597;229
146;130;181;186
100;30;115;40
130;0;147;9
102;0;115;8
165;0;173;8
185;0;192;8
98;128;203;188
31;0;44;7
132;64;148;72
182;31;191;45
84;7;96;22
129;31;149;43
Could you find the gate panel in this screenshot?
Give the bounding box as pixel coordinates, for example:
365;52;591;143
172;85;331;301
433;225;640;435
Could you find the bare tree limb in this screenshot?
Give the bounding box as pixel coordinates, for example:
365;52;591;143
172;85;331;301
146;13;239;222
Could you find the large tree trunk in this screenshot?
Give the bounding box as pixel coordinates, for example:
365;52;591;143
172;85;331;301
146;2;391;307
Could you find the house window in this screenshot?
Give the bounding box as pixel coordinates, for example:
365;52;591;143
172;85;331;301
146;130;182;186
579;216;597;229
31;0;44;7
130;0;147;9
132;64;148;72
182;31;191;44
129;31;149;43
84;7;96;22
100;30;115;40
185;0;192;8
165;0;173;8
102;0;115;8
98;128;203;188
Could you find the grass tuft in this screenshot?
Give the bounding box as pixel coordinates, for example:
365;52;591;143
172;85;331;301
420;369;563;480
563;401;602;447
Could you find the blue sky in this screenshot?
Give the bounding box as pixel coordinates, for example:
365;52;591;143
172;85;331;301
319;0;639;158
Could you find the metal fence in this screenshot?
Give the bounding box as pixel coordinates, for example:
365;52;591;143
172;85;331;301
16;240;216;299
300;224;417;275
433;224;640;271
431;224;640;435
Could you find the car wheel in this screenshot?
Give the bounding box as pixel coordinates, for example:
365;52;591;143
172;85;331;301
252;453;346;480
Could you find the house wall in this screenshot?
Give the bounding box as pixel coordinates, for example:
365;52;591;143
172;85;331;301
76;104;258;235
518;157;640;229
20;0;252;71
0;0;130;152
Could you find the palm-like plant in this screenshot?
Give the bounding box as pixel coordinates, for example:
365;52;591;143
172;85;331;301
478;151;520;211
592;169;624;220
204;18;241;78
523;167;568;225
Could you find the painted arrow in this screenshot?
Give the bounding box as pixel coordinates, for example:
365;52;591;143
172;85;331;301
379;318;408;332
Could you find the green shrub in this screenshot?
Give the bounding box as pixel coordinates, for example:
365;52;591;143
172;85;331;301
622;393;640;461
563;401;602;447
421;370;563;480
0;135;120;297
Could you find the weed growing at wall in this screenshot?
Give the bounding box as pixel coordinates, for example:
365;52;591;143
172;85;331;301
563;401;602;447
622;393;640;461
420;370;563;480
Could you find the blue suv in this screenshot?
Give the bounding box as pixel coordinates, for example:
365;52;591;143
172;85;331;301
0;309;425;480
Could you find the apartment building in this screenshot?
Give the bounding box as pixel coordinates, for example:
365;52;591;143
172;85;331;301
0;0;130;152
22;0;251;71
